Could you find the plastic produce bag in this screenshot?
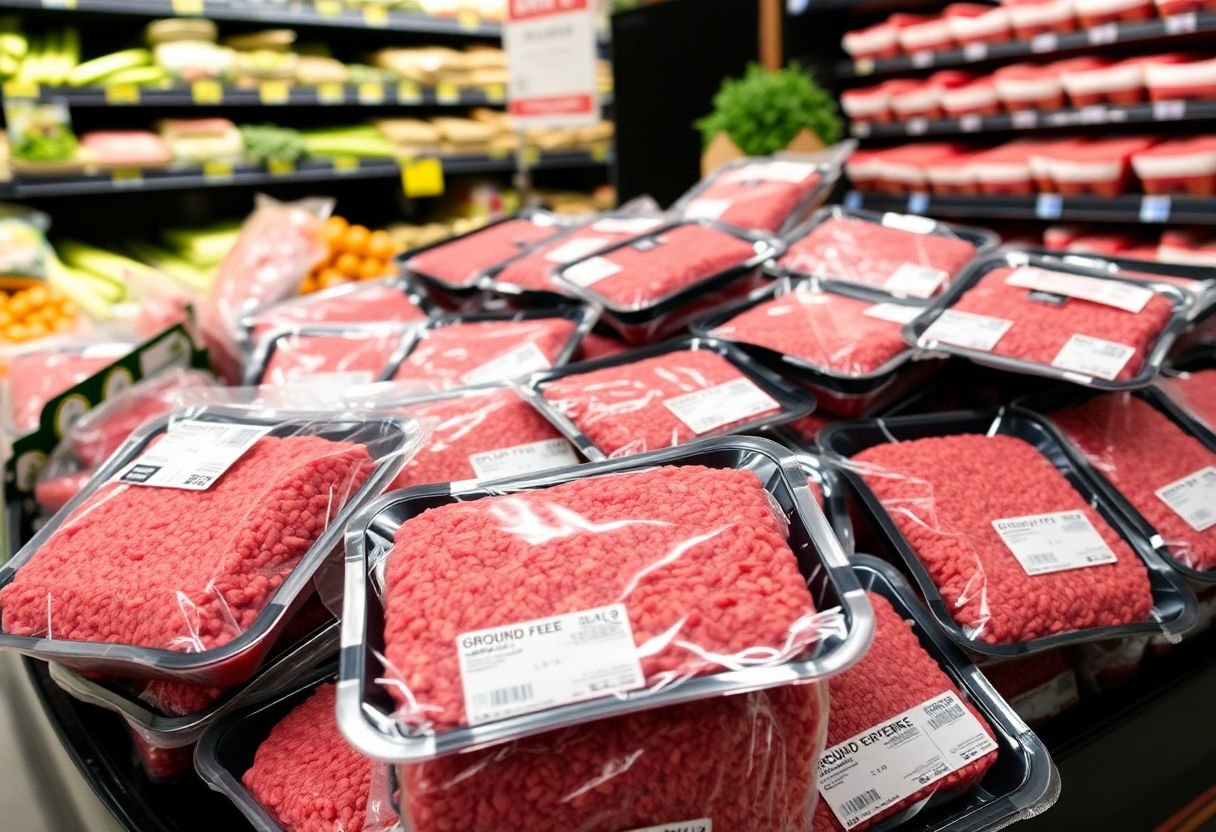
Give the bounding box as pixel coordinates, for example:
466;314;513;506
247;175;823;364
673;155;835;234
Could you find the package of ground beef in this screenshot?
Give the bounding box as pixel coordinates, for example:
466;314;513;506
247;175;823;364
1158;367;1216;436
6;340;134;433
673;157;832;233
242;279;431;350
1042;393;1216;577
572;330;630;362
981;651;1081;725
404;214;566;292
537;341;809;457
252;325;410;387
127;725;196;783
389;314;585;391
777;209;992;300
912;257;1188;388
0;408;418;684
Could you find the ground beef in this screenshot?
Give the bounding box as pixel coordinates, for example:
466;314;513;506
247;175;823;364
1160;369;1216;433
1049;394;1216;571
248;284;428;344
540;349;781;457
392;389;574;489
683;167;824;232
127;726;195;782
780;217;977;295
391;319;576;390
982;651;1079;724
712;286;910;376
568;225;758;310
406;219;562;288
243;683;373;832
34;471;91;515
493;222;657;293
943;266;1175;381
572;331;631;362
1;435;373;653
854;434;1154;644
382;465;816;730
260;332;402;385
785;411;835;444
400;683;823;832
813;593;998;832
9;349;125;432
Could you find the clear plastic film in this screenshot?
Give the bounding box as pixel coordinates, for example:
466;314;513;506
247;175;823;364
980;651;1081;726
1157;366;1216;436
3;338;136;434
404;212;567;291
1074;635;1150;692
126;725;197;783
250;323;413;388
0;403;425;685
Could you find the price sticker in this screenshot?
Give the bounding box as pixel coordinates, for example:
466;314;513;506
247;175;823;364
1011;110;1038;129
523;146;541;166
906;192;929;214
855;58;875;76
202;159;234;181
959;114;981;132
485;83;506;102
1152;100;1185;120
3;81;38;99
333;155;360;173
396;81;421;103
1140;195;1171;223
267;157;295;176
40;0;76;8
259;81;290;105
964;42;988;61
911;51;933;68
852;121;871;138
171;0;203;12
317;83;345;104
191;80;223;105
1165;12;1197;33
436;82;460;104
457;10;482;29
110;168;142;187
1030;32;1057;52
1035;193;1063;220
358;82;385;104
316;0;343;14
1088;23;1118;44
590;143;609;162
104;84;140;104
362;5;388;26
400;156;445;198
907;117;928;135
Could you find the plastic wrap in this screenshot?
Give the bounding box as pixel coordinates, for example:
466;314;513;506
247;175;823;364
403;213;566;294
127;726;196;783
249;324;411;388
0;405;423;684
338;436;872;762
1158;366;1216;436
4;340;134;434
981;651;1081;725
533;337;814;459
672;156;835;234
820;409;1197;656
777;208;995;300
909;254;1191;389
572;329;630;362
1074;635;1150;691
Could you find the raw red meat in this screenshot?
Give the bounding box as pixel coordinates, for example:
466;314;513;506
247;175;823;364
1160;369;1216;433
248;283;428;345
786;411;835;443
1;435;373;653
1049;394;1216;571
982;650;1079;724
942;265;1175;382
34;471;90;515
391;318;577;389
540;349;781;457
259;331;402;385
854;433;1154;644
399;683;824;832
243;683;373;832
9;346;129;432
127;726;195;782
682;162;824;233
391;389;574;489
780;217;977;296
381;465;817;730
712;286;911;376
572;331;630;362
813;593;998;831
492;218;662;293
406;219;562;289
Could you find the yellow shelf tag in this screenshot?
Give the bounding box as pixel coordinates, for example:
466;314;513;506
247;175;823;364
485;84;506;103
317;82;345;104
202;159;234;181
590;143;609;162
40;0;76;8
435;83;460;104
259;81;290;104
488;147;511;160
396;81;421;102
110;168;142;186
104;84;140;104
333;155;360;173
171;0;203;14
400;156;444;198
315;0;343;15
3;81;38;99
362;5;388;26
357;81;385;104
267;158;295;176
457;10;480;29
191;80;223;104
522;146;541;166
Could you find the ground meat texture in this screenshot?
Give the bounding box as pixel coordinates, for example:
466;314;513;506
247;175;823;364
400;683;823;832
249;284;428;344
493;228;641;293
392;389;572;489
406;220;562;288
572;225;758;310
813;593;998;832
382;465;816;730
712;287;910;376
1;435;373;652
540;349;781;457
1049;394;1216;571
243;683;372;832
9;350;121;432
1161;369;1216;433
572;331;630;362
127;727;195;782
945;266;1175;382
854;434;1153;644
684;169;824;233
391;318;576;389
780;217;977;295
260;332;401;385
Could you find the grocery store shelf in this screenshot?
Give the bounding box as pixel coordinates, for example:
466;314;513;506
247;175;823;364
844;189;1213;223
14;81;514;108
852;98;1216;138
837;11;1216;78
0;0;501;36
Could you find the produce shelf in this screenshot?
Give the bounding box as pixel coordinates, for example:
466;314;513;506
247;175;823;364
836;11;1216;79
12;81;512;108
843;189;1216;224
851;98;1216;138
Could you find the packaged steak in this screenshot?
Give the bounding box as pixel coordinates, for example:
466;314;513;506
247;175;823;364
535;338;812;458
994;63;1065;111
843;20;900;60
885;78;936;120
0;405;423;684
338;437;871;761
1131;137;1216;196
1061;57;1143;106
842;84;893;124
1072;0;1154;26
910;254;1190;389
673;157;833;234
873;143;970;191
981;650;1081;724
926;149;980;195
4;339;134;434
969;142;1039;196
1034;137;1159;197
1144;54;1216;102
946;3;1013;43
1002;0;1078;37
941;77;1001;118
820;409;1197;655
893;12;954;52
249;323;410;388
845;148;885;191
776;208;994;300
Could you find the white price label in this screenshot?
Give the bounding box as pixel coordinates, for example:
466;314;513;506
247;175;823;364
1030;32;1058;52
461;342;552;386
1088;22;1118;44
663;377;780;434
682;198;731;220
1165;11;1197;33
959;114;982;132
885;263;948;298
1012;110;1039;129
544;235;610;264
1152;100;1186;121
119;420;273;491
1005;266;1154;313
468;437;579;480
921;310;1012;351
863;302;925;325
457;603;645;726
964;42;988;61
1051;334;1136;380
723;160;817;184
1008;671;1080;723
818;691;998;830
992;510;1119;575
563;255;622;288
625;821;712;832
1155;466;1216;532
590;217;663;234
907;117;929;135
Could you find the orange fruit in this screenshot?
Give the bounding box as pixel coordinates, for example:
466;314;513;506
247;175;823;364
334;252;362;278
324;215;349;245
358;257;389;280
367;230;396;261
342;225;371;257
319;268;348;289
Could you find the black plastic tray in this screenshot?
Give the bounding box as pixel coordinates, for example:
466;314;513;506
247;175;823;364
242;322;416;387
523;335;816;461
818;408;1198;657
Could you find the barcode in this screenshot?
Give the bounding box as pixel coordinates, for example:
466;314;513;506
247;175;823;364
475;683;535;709
184;474;212;487
1026;552;1060;568
842;789;882;815
216;427;265;447
927;702;966;731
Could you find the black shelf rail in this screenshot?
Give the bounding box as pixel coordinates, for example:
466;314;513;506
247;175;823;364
837;11;1216;79
852;98;1216;138
0;0;501;36
844;190;1209;224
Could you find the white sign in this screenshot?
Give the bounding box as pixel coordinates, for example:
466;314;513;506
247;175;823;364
1155;466;1216;532
504;0;600;129
119;420;273;490
663;377;780;434
562;255;622;288
991;510;1119;575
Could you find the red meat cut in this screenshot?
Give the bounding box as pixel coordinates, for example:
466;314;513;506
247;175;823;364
1160;369;1216;433
127;726;195;782
1;435;373;654
854;433;1154;644
493;218;662;293
391;318;577;389
399;683;824;832
406;219;562;289
813;592;998;831
682;162;825;232
780;216;977;296
1048;394;1216;571
260;331;403;385
381;465;817;730
248;283;428;345
243;683;373;832
540;349;781;457
9;346;130;432
982;650;1080;724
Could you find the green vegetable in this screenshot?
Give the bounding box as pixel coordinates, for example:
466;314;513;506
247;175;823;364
301;126;397;158
695;62;842;156
239;123;307;163
14;122;77;162
66;48;150;86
